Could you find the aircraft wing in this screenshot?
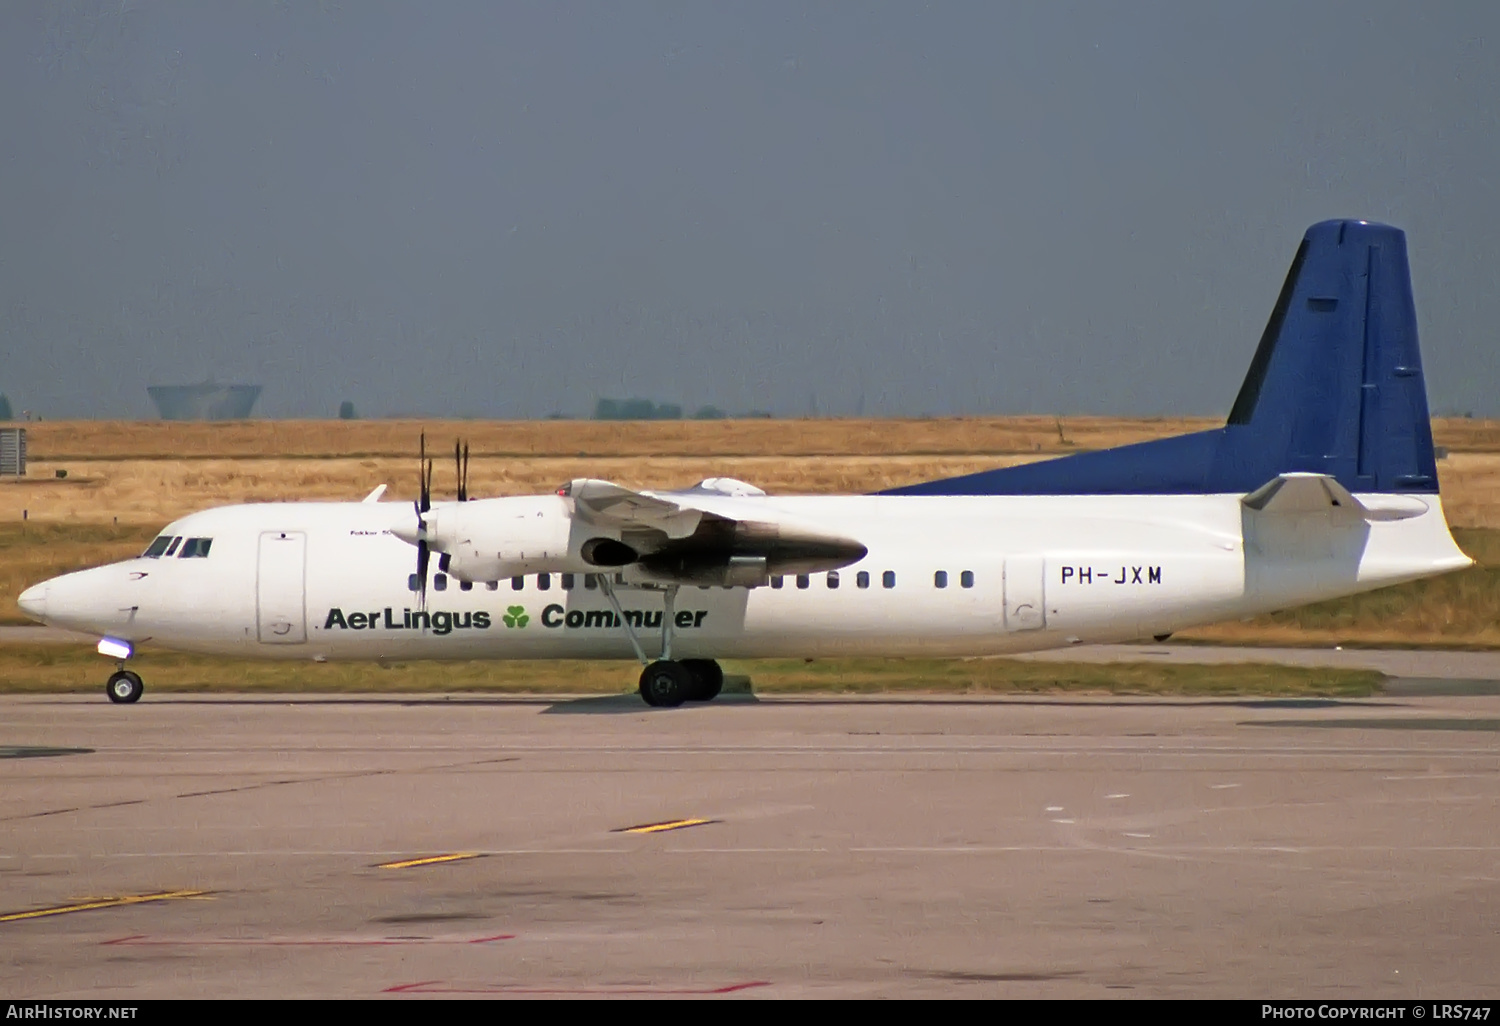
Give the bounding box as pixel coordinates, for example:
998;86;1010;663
559;477;867;583
561;479;705;539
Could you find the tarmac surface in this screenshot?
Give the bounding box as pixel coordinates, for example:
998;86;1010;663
2;692;1498;998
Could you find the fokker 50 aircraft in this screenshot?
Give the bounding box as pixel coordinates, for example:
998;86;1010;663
18;220;1472;706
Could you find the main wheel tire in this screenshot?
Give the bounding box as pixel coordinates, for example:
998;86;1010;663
681;659;724;701
638;660;692;708
106;670;143;704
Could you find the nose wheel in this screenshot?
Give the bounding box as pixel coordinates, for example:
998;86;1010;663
107;669;144;704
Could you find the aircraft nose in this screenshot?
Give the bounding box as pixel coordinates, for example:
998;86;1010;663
17;582;49;622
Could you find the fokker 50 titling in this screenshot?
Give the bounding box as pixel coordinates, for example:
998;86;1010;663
18;221;1471;705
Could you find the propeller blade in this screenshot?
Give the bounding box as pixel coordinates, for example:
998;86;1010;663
412;432;432;610
461;442;470;502
415;539;430;610
418;433;431;513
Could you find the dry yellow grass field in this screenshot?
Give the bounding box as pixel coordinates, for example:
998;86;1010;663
23;416;1223;461
5;416;1500;527
22;415;1500;459
3;417;1497;645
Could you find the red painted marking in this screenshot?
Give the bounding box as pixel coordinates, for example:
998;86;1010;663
383;980;444;994
383;980;771;995
103;934;513;947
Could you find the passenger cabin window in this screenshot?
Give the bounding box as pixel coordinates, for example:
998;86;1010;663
537;573;551;591
796;574;810;589
770;576;783;589
434;573;448;591
827;571;839;589
883;570;896;589
856;571;870;589
934;570;948;588
142;536;174;558
512;576;524;590
163;537;183;557
177;538;212;558
460;580;473;592
561;573;575;591
408;573;421;592
961;570;975;589
486;581;499;591
584;574;598;590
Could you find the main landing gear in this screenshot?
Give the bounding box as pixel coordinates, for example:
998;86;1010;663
638;658;724;708
597;578;725;708
106;668;144;704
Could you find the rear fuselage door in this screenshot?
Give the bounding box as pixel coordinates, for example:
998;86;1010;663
1004;555;1046;631
257;531;307;644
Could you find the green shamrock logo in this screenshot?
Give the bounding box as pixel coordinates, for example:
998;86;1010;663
502;605;529;628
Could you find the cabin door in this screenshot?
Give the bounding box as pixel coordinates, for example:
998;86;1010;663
257;531;307;644
1003;555;1046;631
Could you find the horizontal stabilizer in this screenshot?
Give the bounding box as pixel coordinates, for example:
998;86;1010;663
1241;473;1428;521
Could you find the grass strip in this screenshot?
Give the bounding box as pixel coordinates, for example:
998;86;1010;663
0;644;1383;697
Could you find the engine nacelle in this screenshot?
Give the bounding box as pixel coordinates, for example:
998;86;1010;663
424;496;577;582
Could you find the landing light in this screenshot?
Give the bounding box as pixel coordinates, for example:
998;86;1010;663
97;637;133;660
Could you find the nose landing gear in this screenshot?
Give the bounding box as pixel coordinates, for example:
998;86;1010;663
106;668;144;704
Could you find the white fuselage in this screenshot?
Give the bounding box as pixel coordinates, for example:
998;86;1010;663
25;493;1471;662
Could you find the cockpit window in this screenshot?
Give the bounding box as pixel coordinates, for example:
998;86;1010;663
178;538;213;558
142;535;174;558
163;537;183;557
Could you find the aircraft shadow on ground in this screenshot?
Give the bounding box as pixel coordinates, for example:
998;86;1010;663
541;693;760;714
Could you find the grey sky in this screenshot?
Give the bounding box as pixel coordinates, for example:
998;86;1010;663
2;1;1496;420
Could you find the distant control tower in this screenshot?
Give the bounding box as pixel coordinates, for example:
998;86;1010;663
147;382;262;421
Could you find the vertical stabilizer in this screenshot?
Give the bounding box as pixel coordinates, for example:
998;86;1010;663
885;220;1439;496
1220;220;1437;493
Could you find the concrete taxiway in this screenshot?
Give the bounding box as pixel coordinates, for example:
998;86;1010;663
2;692;1497;998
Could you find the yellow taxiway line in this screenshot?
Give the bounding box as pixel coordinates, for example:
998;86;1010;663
377;852;483;870
616;818;716;835
0;890;209;923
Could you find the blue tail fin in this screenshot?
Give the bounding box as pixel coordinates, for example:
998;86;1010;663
884;220;1439;496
